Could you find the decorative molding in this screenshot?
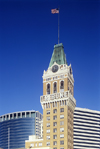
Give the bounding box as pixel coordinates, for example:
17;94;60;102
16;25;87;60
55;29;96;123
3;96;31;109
40;91;76;110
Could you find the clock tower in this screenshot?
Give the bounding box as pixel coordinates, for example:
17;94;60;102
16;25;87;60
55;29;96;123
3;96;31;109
40;43;76;149
25;43;76;149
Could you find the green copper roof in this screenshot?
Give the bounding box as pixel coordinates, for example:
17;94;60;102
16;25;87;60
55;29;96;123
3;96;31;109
49;43;67;67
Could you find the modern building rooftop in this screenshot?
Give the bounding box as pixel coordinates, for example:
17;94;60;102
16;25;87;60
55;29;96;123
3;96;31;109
0;110;43;122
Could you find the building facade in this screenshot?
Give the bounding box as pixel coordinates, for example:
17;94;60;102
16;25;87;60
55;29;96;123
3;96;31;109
0;111;42;149
25;43;76;149
74;107;100;149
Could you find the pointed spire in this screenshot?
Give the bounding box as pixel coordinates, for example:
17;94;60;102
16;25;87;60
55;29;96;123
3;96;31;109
49;43;67;67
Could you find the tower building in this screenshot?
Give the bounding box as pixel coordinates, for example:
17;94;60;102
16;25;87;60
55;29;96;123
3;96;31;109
25;43;76;149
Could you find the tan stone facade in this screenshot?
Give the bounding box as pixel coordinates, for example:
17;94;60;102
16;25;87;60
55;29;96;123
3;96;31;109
25;45;76;149
25;64;76;149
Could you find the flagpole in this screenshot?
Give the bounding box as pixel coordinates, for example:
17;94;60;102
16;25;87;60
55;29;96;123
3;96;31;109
58;8;59;44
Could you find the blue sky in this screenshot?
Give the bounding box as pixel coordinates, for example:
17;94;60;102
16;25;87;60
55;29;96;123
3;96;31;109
0;0;100;116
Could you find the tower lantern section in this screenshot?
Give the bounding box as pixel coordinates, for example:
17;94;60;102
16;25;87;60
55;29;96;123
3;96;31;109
40;43;76;149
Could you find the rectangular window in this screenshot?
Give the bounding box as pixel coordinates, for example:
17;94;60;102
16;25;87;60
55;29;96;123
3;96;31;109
39;143;42;146
18;113;21;118
3;116;5;121
53;148;57;149
60;108;64;112
53;141;57;145
7;115;9;120
60;141;64;145
60;115;64;119
60;128;64;132
53;122;57;126
60;148;64;149
47;136;50;140
31;112;35;118
53;115;57;120
60;134;64;138
60;121;64;125
22;112;25;118
10;114;13;119
46;129;50;133
53;128;57;133
30;144;34;147
47;142;50;146
14;113;16;119
0;117;2;122
26;112;30;117
47;116;50;121
47;123;50;127
47;110;50;114
53;135;57;139
53;109;57;113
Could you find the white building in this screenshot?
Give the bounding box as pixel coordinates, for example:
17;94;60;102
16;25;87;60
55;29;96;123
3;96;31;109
74;107;100;149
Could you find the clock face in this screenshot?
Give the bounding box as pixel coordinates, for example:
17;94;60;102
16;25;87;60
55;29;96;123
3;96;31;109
52;65;58;73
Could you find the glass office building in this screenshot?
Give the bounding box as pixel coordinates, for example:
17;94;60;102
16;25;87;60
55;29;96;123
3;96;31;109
0;111;43;149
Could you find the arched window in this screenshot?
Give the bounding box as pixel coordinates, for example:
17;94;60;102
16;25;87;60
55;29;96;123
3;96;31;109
60;81;64;92
53;82;57;93
47;84;50;94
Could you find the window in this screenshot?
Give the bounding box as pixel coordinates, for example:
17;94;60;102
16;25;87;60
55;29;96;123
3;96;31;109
60;81;64;89
53;82;57;93
47;116;50;121
26;112;30;117
53;135;57;139
60;134;64;138
53;109;57;113
14;113;16;119
60;148;64;149
35;143;37;147
47;142;50;146
10;114;12;119
47;123;50;127
47;129;50;133
60;141;64;145
60;108;64;112
60;121;64;125
53;128;57;133
53;102;57;107
53;115;57;120
47;110;50;114
18;113;21;118
53;122;57;126
47;84;50;94
53;141;57;145
47;136;50;140
30;144;34;147
7;115;9;120
53;148;57;149
31;112;35;118
60;115;64;119
39;143;42;146
60;128;64;132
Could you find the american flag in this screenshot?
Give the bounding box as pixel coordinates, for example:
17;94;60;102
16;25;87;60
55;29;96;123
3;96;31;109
51;8;59;14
